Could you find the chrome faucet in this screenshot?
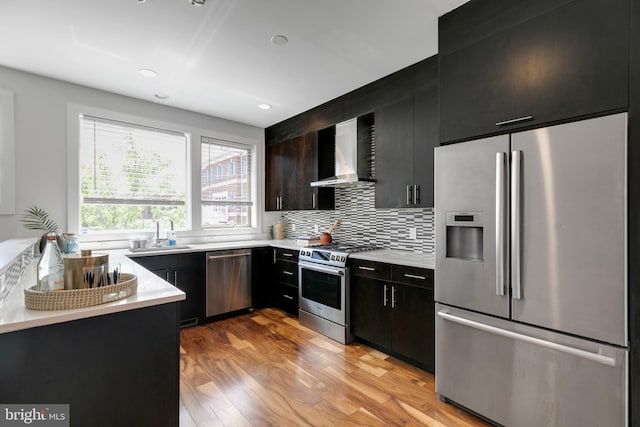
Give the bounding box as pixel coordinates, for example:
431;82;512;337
154;219;174;247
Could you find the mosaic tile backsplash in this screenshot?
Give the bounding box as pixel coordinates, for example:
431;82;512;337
279;183;434;254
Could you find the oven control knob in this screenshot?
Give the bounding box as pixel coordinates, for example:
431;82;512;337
330;254;335;261
341;256;346;262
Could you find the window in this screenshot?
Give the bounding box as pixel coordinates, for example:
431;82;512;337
79;115;187;233
201;137;253;228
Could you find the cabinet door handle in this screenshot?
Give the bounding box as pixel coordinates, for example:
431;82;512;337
165;271;170;282
358;266;375;271
495;116;533;127
413;184;420;205
273;249;277;264
283;294;294;300
406;185;413;205
312;193;316;209
391;285;396;308
404;273;426;280
174;270;178;285
283;271;294;276
383;284;388;307
282;253;294;257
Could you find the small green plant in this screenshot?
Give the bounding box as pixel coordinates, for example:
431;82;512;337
20;206;59;233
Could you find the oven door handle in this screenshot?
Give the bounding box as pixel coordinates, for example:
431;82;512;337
298;261;345;276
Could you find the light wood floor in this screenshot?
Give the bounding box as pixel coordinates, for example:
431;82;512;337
179;307;490;427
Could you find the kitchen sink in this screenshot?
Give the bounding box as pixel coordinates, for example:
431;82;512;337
129;245;191;253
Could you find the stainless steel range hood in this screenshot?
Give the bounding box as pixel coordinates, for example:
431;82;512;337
310;117;374;187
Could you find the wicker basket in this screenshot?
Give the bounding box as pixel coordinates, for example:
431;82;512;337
24;273;137;311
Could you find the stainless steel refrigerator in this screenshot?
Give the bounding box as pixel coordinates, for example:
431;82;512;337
434;113;628;426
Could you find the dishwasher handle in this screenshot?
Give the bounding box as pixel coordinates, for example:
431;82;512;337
207;252;251;261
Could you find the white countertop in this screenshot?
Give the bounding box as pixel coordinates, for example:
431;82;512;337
350;249;435;269
0;249;185;334
125;240;435;269
125;239;300;257
0;239;301;334
0;238;433;334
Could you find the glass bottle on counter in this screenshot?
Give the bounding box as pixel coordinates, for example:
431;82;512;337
37;232;65;291
168;230;177;247
65;233;80;254
276;219;284;240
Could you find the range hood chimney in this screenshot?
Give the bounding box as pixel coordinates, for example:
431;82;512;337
310;116;374;187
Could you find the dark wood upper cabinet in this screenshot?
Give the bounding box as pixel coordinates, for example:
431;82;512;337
265;132;334;211
375;98;413;208
439;0;629;143
375;86;438;208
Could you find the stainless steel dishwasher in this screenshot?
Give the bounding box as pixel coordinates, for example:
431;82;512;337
205;249;252;317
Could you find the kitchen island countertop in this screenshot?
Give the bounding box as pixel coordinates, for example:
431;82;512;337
0;247;185;335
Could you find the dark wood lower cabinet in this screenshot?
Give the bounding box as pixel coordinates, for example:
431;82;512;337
391;283;434;371
276;283;299;315
271;248;299;316
130;253;205;327
0;303;180;427
350;276;392;349
251;247;273;308
350;259;434;372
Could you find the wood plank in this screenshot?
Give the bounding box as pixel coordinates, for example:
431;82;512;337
180;308;491;427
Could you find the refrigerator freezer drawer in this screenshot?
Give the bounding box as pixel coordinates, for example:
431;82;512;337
436;304;627;427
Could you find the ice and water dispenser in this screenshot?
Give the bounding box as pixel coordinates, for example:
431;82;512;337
445;212;484;261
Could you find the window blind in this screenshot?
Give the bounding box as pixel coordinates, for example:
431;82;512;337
201;137;253;228
200;137;252;206
80;115;187;206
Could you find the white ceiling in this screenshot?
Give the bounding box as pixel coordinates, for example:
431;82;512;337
0;0;468;128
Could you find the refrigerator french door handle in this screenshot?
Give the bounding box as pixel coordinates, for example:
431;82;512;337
511;150;522;299
437;311;616;367
495;152;506;296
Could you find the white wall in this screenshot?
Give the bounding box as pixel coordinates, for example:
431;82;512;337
0;65;264;241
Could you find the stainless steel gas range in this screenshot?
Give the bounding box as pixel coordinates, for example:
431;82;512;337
298;244;379;344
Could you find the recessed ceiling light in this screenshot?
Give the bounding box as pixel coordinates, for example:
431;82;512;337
138;68;158;78
270;35;288;46
154;93;169;100
258;104;272;110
